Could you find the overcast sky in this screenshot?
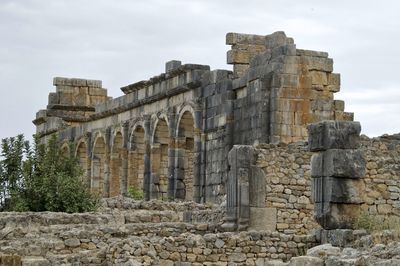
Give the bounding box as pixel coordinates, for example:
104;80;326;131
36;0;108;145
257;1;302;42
0;0;399;141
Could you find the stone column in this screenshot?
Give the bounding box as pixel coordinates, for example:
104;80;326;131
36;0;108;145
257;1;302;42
167;109;177;200
308;120;366;229
150;143;161;199
85;132;92;190
143;116;151;200
103;128;112;198
193;103;203;203
174;137;185;199
121;122;129;196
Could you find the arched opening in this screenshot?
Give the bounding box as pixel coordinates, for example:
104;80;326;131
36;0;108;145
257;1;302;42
176;111;195;201
152;118;169;199
92;136;106;197
128;126;145;193
76;141;89;187
110;132;123;197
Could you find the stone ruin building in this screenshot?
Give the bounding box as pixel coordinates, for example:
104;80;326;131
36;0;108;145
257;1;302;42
0;31;395;265
33;31;400;234
33;31;351;203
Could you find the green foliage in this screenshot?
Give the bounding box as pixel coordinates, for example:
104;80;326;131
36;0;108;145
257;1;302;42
0;134;98;213
127;185;144;200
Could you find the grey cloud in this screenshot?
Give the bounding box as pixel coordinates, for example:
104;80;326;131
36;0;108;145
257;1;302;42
0;0;399;141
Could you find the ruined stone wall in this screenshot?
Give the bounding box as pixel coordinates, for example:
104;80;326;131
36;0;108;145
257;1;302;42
256;142;318;234
360;134;400;217
0;198;317;265
244;134;400;234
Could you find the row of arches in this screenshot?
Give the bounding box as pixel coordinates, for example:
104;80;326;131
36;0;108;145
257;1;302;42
66;109;200;202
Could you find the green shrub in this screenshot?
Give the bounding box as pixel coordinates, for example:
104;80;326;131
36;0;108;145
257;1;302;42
128;185;144;200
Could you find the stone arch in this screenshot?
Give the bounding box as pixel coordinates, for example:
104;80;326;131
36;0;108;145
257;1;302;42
92;134;106;197
151;113;169;144
75;139;89;187
176;102;200;137
110;130;124;197
175;110;195;201
128;124;146;192
151;116;170;199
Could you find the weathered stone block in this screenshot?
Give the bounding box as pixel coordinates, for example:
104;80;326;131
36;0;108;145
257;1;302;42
86;79;102;88
333;100;345;111
265;31;288;49
297;49;329;58
228;145;255;169
314;202;360;229
312;176;365;203
311;149;365;178
227;50;250;64
328;73;340;86
165;60;182;73
309;71;328;85
289;256;324;266
249;207;277;231
303;57;333;72
308;121;361;151
48;92;59;105
226;32;265;45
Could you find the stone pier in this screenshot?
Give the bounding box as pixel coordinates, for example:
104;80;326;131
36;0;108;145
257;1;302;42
308;120;366;229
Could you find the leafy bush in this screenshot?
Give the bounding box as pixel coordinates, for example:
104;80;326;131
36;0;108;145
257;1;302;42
128;185;144;200
0;134;98;213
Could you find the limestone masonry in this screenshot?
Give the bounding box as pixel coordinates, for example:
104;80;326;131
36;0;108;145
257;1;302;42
18;31;400;265
33;31;353;205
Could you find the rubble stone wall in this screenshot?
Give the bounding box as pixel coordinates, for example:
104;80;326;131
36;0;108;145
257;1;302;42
0;198;317;265
361;134;400;218
247;134;400;234
255;142;317;234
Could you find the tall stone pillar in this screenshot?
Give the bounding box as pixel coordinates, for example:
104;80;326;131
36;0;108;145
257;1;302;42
121;122;129;196
143;116;151;200
85;132;92;190
167;109;177;200
103;128;112;198
193;103;203;203
308;121;366;229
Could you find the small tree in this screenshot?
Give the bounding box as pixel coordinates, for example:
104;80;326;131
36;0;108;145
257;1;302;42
0;134;98;213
